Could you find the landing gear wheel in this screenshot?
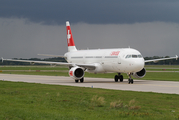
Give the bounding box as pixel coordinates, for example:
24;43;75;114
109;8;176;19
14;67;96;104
75;80;79;83
114;75;119;82
131;79;133;84
80;78;84;83
128;79;133;84
119;75;123;82
128;79;131;84
128;73;134;84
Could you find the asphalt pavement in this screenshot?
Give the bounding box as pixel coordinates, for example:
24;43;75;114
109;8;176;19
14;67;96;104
0;74;179;94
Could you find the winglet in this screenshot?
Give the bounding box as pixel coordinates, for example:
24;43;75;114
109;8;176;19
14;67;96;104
1;57;3;63
176;55;178;60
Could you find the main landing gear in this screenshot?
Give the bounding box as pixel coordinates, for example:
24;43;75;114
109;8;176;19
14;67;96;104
114;73;134;84
114;73;123;82
128;73;133;84
75;77;84;83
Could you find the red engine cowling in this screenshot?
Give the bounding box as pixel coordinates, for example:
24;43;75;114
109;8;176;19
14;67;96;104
69;66;85;80
132;68;146;78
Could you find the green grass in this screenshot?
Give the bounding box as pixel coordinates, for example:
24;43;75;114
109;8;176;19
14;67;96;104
146;65;179;71
147;69;179;71
145;65;179;68
142;72;179;81
1;70;179;81
0;66;68;70
1;71;69;76
0;81;179;120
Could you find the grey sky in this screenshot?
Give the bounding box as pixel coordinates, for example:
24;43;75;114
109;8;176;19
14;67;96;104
0;1;179;59
1;0;179;24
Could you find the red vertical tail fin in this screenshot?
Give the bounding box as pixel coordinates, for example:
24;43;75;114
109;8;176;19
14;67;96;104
66;21;77;52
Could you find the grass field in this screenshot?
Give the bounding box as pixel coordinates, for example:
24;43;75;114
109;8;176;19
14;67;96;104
0;81;179;120
145;65;179;71
0;65;179;119
0;65;179;81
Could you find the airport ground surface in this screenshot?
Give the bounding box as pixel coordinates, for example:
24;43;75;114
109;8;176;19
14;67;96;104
0;74;179;95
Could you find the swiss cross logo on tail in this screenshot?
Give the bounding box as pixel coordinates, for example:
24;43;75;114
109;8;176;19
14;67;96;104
66;22;75;47
66;21;77;52
67;30;71;44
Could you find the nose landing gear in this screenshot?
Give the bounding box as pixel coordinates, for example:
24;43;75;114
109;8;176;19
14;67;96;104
128;73;133;84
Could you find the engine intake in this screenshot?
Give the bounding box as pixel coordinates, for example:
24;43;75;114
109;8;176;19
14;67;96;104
69;66;84;80
132;68;146;78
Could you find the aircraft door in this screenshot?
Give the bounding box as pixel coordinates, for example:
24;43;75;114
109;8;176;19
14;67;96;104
118;55;121;64
116;54;122;71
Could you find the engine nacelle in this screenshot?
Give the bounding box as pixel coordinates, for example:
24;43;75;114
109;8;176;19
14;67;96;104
132;68;146;78
69;66;85;80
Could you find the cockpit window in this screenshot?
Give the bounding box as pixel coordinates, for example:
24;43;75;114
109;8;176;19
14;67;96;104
125;55;132;58
138;55;142;58
132;55;137;58
125;54;143;59
125;55;129;58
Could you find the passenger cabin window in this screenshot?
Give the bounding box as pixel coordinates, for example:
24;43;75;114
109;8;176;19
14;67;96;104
125;54;142;59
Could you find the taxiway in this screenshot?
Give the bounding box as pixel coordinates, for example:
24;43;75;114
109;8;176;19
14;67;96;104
0;74;179;94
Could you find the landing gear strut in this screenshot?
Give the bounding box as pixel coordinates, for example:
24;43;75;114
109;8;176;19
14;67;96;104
80;77;84;83
128;73;133;84
75;77;84;83
114;73;123;82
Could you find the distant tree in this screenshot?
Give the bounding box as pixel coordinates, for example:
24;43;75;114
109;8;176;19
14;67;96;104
0;56;178;65
144;56;179;65
0;57;67;65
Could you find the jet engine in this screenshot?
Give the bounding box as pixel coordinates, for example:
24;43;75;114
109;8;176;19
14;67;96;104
132;68;146;78
69;66;85;80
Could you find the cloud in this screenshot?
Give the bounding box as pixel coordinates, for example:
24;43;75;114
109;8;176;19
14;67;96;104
0;1;179;25
0;18;179;59
73;22;179;57
0;18;66;58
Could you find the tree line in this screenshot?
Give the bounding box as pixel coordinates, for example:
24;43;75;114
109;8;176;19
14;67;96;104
0;57;66;65
0;56;178;65
144;56;178;65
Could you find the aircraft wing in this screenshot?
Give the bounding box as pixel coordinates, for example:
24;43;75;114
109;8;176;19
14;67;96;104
145;55;178;63
1;58;96;70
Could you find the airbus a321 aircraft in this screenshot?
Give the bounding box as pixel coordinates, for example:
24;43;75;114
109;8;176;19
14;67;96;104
2;21;178;84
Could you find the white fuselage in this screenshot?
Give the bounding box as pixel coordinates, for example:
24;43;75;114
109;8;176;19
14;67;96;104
64;48;145;74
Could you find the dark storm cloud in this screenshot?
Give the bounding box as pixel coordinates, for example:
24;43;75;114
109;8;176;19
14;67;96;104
0;0;179;25
1;1;179;59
